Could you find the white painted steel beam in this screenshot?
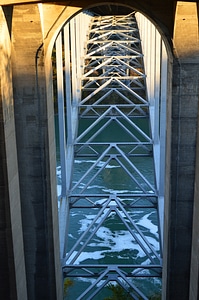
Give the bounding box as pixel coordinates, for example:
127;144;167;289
136;12;167;251
56;33;67;197
56;12;93;259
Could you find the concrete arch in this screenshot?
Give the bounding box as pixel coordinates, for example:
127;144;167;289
0;1;199;299
40;2;199;299
39;1;174;54
52;7;172;300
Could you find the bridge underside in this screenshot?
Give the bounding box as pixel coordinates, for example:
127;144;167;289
0;2;199;300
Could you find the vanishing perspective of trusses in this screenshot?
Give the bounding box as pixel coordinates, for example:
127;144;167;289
55;11;163;300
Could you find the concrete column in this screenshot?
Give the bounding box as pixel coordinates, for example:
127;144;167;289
11;4;62;300
190;124;199;299
0;6;27;300
165;2;199;299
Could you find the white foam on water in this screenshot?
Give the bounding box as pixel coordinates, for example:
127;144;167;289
78;208;125;229
76;277;96;285
136;212;158;237
76;277;107;288
145;236;160;250
78;218;93;233
74;159;120;169
141;258;151;265
95;198;109;205
71;212;80;217
83;214;95;220
72;181;106;191
66;250;105;264
67;223;148;265
102;188;131;193
89;226;146;257
76;209;160;261
87;184;106;190
76;182;86;189
68;233;76;239
78;210;115;230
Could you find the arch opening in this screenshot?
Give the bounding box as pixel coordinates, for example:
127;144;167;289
52;6;170;299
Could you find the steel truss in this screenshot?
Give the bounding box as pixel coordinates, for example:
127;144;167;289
55;11;162;299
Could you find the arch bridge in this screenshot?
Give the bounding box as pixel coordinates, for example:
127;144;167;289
0;1;199;300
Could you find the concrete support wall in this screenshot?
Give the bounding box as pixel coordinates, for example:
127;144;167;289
190;3;199;277
182;3;199;299
165;2;199;299
0;3;82;299
11;4;62;300
167;60;198;299
190;128;199;299
0;6;27;300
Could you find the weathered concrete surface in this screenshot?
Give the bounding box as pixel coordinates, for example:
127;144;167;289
163;2;199;299
0;6;27;300
184;3;199;298
11;4;62;300
190;134;199;299
165;61;198;299
2;0;176;37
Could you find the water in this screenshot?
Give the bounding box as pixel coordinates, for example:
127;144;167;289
55;116;162;299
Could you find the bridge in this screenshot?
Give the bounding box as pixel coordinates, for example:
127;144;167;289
0;1;199;300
